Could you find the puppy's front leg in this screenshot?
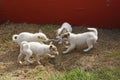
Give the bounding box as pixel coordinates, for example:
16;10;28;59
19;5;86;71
63;44;75;54
47;54;55;58
18;52;23;64
35;55;41;65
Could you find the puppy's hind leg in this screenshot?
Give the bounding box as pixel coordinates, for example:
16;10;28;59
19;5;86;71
83;39;94;52
47;54;55;58
24;50;33;64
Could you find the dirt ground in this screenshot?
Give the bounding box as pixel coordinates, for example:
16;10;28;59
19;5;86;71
0;23;120;79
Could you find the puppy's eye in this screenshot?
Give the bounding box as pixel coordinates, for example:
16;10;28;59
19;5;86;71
58;34;60;36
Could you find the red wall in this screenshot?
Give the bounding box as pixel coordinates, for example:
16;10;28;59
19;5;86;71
0;0;120;28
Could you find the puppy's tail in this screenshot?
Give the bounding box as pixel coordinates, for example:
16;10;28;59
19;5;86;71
12;34;18;42
87;28;98;36
20;41;30;50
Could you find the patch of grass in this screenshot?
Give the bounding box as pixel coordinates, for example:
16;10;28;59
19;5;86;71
48;68;91;80
105;51;120;58
40;24;57;30
0;73;14;80
27;67;43;76
92;68;120;80
48;68;120;80
0;67;43;80
0;34;12;42
0;33;13;51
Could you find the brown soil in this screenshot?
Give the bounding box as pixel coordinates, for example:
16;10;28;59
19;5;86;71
0;23;120;79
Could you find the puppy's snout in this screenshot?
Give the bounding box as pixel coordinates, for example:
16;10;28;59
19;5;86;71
54;51;59;56
56;52;59;55
47;39;52;42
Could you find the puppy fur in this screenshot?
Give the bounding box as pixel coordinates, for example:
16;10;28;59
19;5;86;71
12;31;49;45
56;22;72;43
18;41;59;64
60;28;98;54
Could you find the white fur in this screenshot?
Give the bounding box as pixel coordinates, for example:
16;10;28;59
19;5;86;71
58;22;72;34
62;28;98;54
56;22;72;44
18;41;59;64
12;32;49;45
56;22;72;39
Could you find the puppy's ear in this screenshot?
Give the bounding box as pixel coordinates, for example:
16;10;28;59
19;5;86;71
49;42;53;50
39;29;42;32
49;45;52;49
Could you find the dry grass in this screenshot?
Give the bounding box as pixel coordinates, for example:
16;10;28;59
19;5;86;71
0;22;120;80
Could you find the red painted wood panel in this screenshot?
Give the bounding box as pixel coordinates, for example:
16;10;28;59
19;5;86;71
0;0;120;28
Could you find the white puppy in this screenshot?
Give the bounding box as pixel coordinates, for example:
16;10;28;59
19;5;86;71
60;28;98;54
18;41;59;65
12;31;49;45
55;22;72;44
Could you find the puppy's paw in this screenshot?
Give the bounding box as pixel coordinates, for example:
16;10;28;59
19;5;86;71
50;55;55;58
37;61;41;65
19;61;23;64
63;51;68;54
29;60;33;64
83;49;89;52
